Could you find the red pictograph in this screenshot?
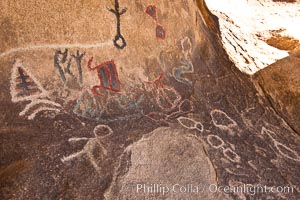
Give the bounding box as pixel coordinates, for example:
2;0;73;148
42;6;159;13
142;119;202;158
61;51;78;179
144;73;181;112
144;73;194;123
146;5;157;20
145;5;166;40
87;57;121;96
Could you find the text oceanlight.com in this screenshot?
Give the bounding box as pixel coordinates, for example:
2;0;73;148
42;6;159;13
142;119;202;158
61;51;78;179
136;183;294;196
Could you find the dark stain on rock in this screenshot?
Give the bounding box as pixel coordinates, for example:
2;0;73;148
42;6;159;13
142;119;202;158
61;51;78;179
0;160;31;183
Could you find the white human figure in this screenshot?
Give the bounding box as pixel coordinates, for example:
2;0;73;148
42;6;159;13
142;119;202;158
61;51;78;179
61;125;113;173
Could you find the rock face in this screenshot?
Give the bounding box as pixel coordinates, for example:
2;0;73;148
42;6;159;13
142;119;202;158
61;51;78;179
205;0;300;74
0;0;300;200
254;48;300;134
0;0;200;123
105;127;229;200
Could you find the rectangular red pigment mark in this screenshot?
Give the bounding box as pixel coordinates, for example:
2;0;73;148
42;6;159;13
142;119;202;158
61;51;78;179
87;58;121;96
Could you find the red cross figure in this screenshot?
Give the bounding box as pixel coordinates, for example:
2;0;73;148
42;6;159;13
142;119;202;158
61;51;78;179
87;57;121;96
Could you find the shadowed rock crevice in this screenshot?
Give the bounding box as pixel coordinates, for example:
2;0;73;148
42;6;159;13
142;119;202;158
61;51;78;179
254;49;300;135
0;0;299;200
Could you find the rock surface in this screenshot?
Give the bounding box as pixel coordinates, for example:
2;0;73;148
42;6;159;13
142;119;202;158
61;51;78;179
105;127;230;200
0;1;299;200
254;47;300;134
205;0;300;74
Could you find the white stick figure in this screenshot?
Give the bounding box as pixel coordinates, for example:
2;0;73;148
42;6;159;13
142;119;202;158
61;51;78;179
61;125;113;173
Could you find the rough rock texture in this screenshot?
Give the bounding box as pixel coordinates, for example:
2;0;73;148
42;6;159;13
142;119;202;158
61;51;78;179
205;0;300;74
105;127;230;200
0;0;300;200
254;47;300;134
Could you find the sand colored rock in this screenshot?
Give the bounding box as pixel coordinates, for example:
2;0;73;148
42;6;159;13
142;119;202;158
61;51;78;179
105;127;230;200
255;48;300;134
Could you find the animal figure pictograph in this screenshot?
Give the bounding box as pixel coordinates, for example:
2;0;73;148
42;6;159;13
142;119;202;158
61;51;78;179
108;0;127;49
87;57;121;96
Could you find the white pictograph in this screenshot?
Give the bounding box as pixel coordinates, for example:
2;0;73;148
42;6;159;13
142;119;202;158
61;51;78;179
207;134;225;149
224;167;250;177
223;147;241;163
61;125;113;173
248;160;258;170
181;37;193;58
19;99;61;117
177;110;241;163
10;59;61;119
177;116;204;132
27;107;61;120
210;109;238;135
0;41;113;58
146;98;194;123
206;133;241;163
261;127;300;162
172;37;194;87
